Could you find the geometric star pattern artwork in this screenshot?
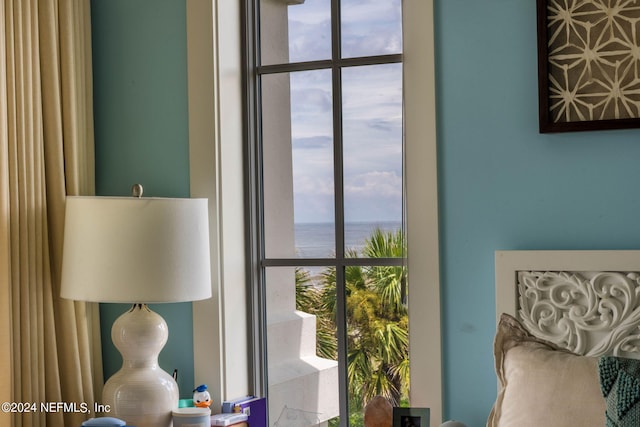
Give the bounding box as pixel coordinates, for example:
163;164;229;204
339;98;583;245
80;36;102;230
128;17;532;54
546;0;640;123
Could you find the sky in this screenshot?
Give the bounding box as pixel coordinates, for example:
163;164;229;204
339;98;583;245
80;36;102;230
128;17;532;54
282;0;403;224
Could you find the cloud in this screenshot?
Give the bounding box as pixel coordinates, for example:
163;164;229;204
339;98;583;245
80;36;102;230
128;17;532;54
288;19;331;63
338;0;402;58
342;65;402;127
341;33;402;58
294;191;335;223
344;171;403;222
284;0;404;223
293;173;334;196
291;170;403;223
287;0;402;60
288;0;330;24
294;136;332;149
345;171;402;198
292;140;334;197
341;0;402;17
290;71;333;138
293;175;335;223
290;86;332;113
367;118;399;132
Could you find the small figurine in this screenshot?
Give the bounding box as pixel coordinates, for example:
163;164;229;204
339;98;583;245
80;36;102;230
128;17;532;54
193;384;213;408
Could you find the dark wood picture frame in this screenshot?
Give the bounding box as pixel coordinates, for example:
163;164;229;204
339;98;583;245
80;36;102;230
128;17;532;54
392;407;430;427
536;0;640;133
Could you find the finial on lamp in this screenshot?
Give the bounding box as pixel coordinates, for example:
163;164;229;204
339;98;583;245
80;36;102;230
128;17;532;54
132;183;144;198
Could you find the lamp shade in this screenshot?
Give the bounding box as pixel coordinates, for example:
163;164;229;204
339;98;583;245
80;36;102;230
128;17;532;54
60;196;212;303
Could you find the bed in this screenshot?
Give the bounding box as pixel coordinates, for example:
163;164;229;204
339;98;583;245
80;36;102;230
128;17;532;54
489;250;640;427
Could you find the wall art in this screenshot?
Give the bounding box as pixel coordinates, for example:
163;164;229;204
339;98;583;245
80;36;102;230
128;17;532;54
537;0;640;132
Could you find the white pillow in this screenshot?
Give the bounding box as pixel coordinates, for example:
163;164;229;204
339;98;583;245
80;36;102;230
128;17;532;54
487;313;606;427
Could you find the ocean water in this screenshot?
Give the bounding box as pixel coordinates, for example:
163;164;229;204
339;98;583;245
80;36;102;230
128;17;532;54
294;221;402;258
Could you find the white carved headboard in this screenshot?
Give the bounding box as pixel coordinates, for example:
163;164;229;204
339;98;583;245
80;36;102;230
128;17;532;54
495;250;640;359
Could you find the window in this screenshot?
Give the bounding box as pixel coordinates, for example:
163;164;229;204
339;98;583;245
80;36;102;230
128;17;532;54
187;0;441;425
246;0;411;425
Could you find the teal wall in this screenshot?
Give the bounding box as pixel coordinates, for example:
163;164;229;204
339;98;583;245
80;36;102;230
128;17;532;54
435;0;640;425
90;0;640;425
90;0;195;398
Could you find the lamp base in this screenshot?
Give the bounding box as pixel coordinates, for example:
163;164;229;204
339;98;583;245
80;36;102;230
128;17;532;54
102;304;179;427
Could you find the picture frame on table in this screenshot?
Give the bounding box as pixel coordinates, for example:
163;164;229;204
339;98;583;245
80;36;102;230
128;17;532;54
536;0;640;133
392;407;430;427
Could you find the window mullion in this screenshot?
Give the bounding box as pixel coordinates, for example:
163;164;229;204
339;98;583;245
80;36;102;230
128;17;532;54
330;0;350;426
256;54;403;76
261;258;405;267
332;66;345;262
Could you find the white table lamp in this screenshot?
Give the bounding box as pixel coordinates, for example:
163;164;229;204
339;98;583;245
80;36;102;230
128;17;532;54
60;186;212;427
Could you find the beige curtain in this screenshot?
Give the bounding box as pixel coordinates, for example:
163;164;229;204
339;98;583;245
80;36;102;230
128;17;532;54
1;4;12;427
1;1;102;426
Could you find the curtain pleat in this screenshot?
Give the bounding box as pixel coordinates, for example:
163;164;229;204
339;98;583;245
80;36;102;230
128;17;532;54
2;0;101;426
1;1;13;426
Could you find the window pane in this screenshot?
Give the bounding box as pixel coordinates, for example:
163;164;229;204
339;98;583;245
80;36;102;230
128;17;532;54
342;64;403;258
261;72;296;258
290;70;336;257
295;222;335;258
341;0;402;58
260;0;331;66
345;263;409;410
261;70;335;258
264;266;340;425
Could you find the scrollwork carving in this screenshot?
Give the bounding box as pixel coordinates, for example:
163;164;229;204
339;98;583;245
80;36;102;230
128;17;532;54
518;271;640;358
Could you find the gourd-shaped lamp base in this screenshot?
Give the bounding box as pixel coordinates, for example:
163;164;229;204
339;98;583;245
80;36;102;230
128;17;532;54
102;304;179;427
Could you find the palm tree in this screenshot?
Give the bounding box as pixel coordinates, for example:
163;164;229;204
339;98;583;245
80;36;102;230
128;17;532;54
295;228;409;415
296;268;338;360
345;228;408;406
